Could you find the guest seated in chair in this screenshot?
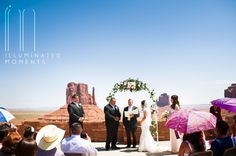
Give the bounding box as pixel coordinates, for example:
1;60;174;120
61;123;97;156
178;131;206;156
16;138;37;156
210;121;233;156
36;125;65;156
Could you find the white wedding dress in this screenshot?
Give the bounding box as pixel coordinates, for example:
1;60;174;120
169;107;181;153
139;108;167;153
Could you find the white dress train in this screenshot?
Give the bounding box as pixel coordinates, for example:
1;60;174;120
138;108;167;153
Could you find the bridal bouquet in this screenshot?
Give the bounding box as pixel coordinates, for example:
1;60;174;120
161;110;170;121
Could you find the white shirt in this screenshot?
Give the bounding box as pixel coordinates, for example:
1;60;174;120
61;135;97;156
128;106;133;111
74;102;82;108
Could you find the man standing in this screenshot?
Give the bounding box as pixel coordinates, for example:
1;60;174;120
123;99;139;148
104;97;121;150
68;94;85;128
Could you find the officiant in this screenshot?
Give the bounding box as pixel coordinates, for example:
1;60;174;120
123;99;140;148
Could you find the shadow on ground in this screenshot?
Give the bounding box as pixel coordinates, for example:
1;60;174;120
146;151;175;156
120;148;139;153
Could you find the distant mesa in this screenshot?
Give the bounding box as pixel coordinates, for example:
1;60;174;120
224;83;236;98
156;93;170;107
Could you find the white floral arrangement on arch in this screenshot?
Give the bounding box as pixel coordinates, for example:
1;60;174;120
161;110;171;121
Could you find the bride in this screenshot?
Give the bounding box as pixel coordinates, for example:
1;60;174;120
139;100;166;153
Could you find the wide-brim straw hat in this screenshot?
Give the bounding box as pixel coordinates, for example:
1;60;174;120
36;125;65;151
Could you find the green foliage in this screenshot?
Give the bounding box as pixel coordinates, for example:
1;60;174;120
150;121;157;138
106;78;156;102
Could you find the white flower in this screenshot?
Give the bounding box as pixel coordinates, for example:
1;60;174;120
127;82;136;89
161;110;170;120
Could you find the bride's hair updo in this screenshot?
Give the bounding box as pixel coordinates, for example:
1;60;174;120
141;100;148;108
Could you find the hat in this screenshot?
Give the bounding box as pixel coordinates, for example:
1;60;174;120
36;125;65;151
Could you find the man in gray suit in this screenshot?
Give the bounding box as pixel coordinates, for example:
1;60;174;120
68;94;85;128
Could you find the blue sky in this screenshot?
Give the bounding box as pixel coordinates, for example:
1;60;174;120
0;0;235;110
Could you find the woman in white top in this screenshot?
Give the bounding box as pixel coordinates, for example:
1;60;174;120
169;95;181;153
178;131;206;156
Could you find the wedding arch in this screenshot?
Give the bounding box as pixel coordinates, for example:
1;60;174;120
106;78;156;102
106;78;158;139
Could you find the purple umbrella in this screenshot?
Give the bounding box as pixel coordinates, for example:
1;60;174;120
211;98;236;112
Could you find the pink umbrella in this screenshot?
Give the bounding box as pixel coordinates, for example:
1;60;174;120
166;109;217;134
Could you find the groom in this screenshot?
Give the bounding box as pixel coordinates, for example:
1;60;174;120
123;99;139;148
104;97;121;150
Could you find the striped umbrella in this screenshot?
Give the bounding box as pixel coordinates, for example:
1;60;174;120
0;107;15;122
166;109;216;134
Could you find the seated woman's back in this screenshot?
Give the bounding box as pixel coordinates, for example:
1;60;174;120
179;141;193;156
179;131;206;156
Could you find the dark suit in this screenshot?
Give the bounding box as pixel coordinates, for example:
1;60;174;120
104;104;121;149
122;106;139;147
68;102;85;127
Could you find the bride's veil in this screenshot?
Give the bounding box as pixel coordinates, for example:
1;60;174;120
142;100;151;120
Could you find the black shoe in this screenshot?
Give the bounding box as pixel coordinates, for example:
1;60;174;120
111;146;120;150
125;145;131;148
105;146;110;151
132;145;136;148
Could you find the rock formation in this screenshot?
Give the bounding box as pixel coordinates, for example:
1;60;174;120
41;82;103;122
66;82;78;104
156;93;170;107
92;87;96;105
224;83;236;98
66;82;96;105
